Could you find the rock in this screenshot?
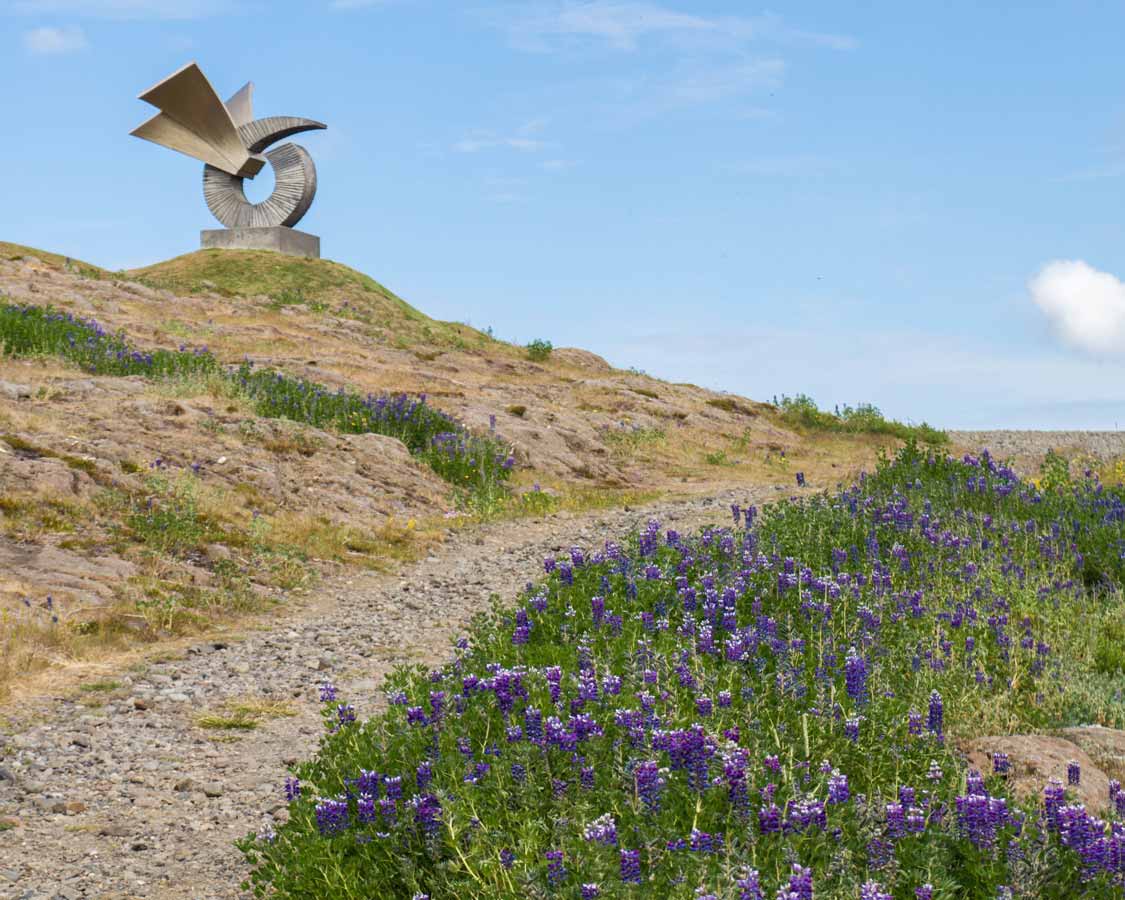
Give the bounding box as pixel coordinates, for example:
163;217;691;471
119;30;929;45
963;734;1113;813
64;801;86;815
0;381;32;401
0;869;19;882
131;697;148;711
204;543;232;563
201;783;223;798
68;734;91;748
98;824;131;837
173;778;193;792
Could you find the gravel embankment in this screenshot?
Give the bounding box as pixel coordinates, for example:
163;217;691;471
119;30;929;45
948;431;1125;474
0;486;782;900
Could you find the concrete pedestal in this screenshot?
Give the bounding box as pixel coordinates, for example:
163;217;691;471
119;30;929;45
200;226;320;258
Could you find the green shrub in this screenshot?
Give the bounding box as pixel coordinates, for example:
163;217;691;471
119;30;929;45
525;339;553;362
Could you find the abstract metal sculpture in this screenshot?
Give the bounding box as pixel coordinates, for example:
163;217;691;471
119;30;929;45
131;62;326;257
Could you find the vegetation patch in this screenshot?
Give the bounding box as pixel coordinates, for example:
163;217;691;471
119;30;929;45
526;339;553;362
706;396;757;417
0;302;513;506
774;393;948;445
241;445;1125;898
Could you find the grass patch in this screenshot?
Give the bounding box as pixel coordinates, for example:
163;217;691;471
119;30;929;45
774;393;948;444
706;396;758;417
599;423;667;455
506;405;527;418
196;695;298;731
79;680;121;693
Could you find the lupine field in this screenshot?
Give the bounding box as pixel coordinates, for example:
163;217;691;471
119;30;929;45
0;303;513;502
239;445;1125;899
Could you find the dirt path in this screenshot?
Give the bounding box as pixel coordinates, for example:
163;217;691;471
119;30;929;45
0;486;783;900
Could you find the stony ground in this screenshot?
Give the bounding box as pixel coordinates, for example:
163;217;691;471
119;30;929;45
948;430;1125;475
0;486;782;900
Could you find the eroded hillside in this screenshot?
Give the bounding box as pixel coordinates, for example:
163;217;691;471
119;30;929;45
0;241;893;692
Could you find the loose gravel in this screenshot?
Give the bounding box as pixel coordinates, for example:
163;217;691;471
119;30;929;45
0;487;781;900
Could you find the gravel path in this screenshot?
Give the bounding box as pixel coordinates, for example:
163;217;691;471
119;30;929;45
0;486;782;900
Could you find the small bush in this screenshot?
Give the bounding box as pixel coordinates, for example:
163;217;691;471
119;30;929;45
506;405;527;418
706;396;756;417
526;339;553;362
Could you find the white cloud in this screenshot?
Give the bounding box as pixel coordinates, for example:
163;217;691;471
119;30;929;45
492;2;856;54
1029;260;1125;355
23;24;86;54
12;0;229;19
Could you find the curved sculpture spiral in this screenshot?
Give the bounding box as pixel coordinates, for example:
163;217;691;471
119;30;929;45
130;63;326;232
202;117;324;229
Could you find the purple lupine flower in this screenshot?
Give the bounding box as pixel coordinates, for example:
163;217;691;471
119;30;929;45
336;704;356;727
844;716;861;742
885;803;907;838
284;776;301;801
619;849;641;884
318;682;337;703
757;803;782;834
993;752;1010;775
736;869;763;900
908;709;923;736
499;848;515;869
696;696;713;717
1044;778;1066;831
416;761;433;791
581;886;601;899
583;813;618;846
796;472;806;487
915;885;934;900
927;691;944;739
1068;759;1081;786
315;796;349;836
845;648;868;703
781;864;813;900
412;794;442;837
545;850;566;886
827;771;849;804
635;760;665;814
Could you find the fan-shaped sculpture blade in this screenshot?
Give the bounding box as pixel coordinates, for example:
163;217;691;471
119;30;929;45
225;82;254;129
130;62;264;179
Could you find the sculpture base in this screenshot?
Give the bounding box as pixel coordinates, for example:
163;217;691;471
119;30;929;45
200;226;320;259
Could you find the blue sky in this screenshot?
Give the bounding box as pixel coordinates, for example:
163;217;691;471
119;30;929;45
3;1;1125;429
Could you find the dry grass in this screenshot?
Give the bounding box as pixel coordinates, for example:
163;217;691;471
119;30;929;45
195;694;297;731
264;510;441;569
